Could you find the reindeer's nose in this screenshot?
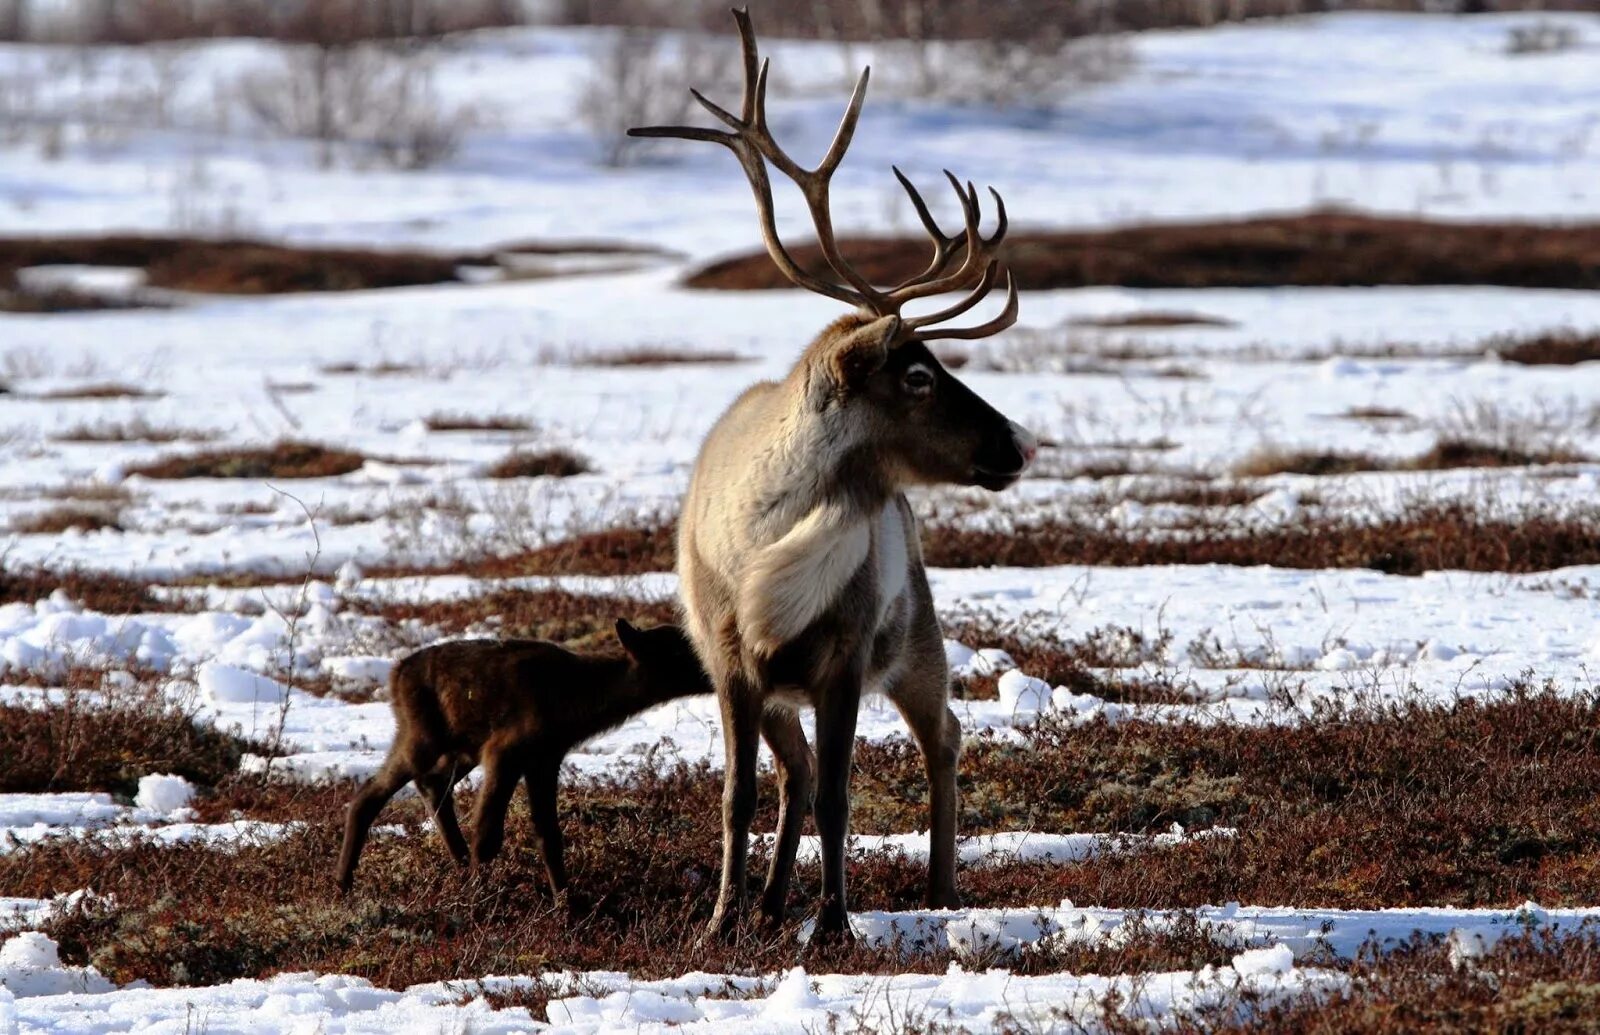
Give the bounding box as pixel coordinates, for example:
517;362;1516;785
1010;421;1038;468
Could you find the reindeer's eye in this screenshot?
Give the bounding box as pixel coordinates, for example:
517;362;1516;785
902;365;935;397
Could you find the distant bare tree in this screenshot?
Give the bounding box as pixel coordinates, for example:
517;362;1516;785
576;28;733;167
237;5;487;170
0;0;29;41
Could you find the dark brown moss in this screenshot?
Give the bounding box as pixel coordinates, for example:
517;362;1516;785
484;449;593;479
127;441;367;479
687;213;1600;293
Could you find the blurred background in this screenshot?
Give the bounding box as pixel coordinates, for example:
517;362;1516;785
0;0;1596;581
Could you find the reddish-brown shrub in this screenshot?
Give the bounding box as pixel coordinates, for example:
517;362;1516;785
127;441;367;479
920;503;1600;575
9;505;122;535
687;213;1600;293
1494;328;1600;366
0;567;180;613
484;449;593;479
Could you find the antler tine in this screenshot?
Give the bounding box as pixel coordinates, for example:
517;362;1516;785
627;9;867;308
885;172;1010;307
902;259;999;331
689;88;743;132
731;52;882;305
628;7;1019;334
734;7;760;123
817;67;870;177
912;269;1019;342
890;166;965;292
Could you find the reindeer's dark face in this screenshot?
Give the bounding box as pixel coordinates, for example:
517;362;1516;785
615;620;711;697
822;317;1036;491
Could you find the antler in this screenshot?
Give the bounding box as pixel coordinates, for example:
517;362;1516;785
628;8;1016;343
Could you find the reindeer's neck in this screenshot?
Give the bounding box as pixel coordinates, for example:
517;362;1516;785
751;377;893;535
574;662;687;739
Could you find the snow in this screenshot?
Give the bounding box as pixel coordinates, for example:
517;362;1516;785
132;774;195;818
197;662;290;706
765;827;1238;871
0;794;122;830
0;933;112;998
7;898;1579;1034
996;669;1051;712
1;9;1599;1030
1233;943;1296;978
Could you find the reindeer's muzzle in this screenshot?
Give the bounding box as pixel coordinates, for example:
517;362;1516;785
971;420;1037;490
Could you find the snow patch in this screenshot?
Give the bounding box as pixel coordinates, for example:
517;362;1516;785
0;933;112;998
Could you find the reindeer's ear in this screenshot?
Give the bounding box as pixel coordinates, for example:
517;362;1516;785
826;315;901;390
615;618;644;659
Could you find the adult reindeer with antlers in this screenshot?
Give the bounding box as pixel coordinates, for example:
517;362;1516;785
631;9;1035;940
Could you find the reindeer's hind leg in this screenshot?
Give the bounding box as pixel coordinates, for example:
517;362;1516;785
416;761;470;866
888;672;963;910
758;706;814;923
523;757;567;894
470;744;523;869
336;756;414;893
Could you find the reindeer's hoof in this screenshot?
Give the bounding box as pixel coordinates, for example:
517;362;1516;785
759;894;791;928
807;909;856;948
806;925;857;950
699;909;744;947
558;889;595;918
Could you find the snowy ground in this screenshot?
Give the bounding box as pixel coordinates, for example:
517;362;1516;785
3;10;1600;1033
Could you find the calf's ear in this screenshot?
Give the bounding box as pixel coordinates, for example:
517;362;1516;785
615;618;645;659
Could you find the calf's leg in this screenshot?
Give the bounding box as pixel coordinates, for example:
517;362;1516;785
470;747;523;868
416;764;471;865
335;757;413;892
524;760;567;894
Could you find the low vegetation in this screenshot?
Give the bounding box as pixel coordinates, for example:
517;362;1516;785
686;212;1600;292
921;502;1600;576
0;566;179;614
0;237;460;297
1233;436;1587;478
373;520;676;581
1070;310;1236;329
564;347;748;367
423;414;533;433
1494;328;1600;366
53;419;216;444
1119;929;1600;1035
7;681;1599;995
0;688;259;798
407;500;1600;580
0;286;147;314
0;236;678;304
9;504;123;535
29;382;160;401
484;449;593;480
365;588;675;650
127;441;368;480
318;361;425;377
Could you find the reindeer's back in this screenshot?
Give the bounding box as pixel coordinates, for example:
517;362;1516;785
389;639;592;748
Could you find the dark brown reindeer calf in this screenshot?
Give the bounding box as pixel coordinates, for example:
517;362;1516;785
335;620;709;894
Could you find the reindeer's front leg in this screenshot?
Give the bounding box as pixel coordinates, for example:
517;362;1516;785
812;658;864;939
894;696;963;909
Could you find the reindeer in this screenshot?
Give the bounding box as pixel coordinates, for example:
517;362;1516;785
334;620;709;895
630;9;1036;940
